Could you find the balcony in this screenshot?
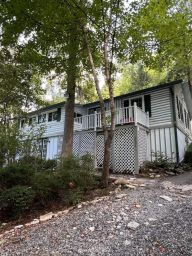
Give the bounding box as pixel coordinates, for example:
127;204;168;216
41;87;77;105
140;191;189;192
74;103;149;131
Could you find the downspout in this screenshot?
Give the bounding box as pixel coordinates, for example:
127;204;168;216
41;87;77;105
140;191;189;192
170;87;179;163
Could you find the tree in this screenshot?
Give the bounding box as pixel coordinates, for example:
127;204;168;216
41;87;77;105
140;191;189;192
114;62;167;95
128;0;192;91
0;0;87;158
74;0;126;186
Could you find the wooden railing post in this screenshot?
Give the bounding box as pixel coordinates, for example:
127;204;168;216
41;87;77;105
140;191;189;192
134;102;137;125
94;111;97;131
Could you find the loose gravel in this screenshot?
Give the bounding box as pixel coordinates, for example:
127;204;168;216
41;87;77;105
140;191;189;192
0;174;192;256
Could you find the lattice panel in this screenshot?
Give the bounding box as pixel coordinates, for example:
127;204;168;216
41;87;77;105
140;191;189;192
96;134;104;168
73;133;80;156
79;132;95;157
138;127;148;166
114;127;135;173
96;134;113;169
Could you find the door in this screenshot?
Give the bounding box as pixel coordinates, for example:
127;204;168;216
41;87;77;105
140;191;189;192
46;137;58;159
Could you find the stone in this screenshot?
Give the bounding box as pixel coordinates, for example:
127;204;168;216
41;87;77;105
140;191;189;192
166;171;175;176
135;204;141;208
139;184;146;187
127;221;140;230
30;219;40;225
77;204;82;209
14;225;24;229
40;212;54;222
158;204;163;207
124;184;136;189
155;175;161;178
114;178;129;185
181;185;192;192
160;195;173;202
116;193;127;199
148;218;157;222
124;240;131;246
89;226;95;232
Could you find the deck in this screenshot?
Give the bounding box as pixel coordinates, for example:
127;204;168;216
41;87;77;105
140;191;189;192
74;104;149;131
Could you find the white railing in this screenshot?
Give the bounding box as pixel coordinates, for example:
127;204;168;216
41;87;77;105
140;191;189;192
74;103;149;131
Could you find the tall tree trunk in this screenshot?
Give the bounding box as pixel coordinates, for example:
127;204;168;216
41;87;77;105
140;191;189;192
62;23;78;158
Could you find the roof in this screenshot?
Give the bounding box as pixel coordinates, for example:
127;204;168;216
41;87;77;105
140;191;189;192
28;79;183;114
84;79;183;107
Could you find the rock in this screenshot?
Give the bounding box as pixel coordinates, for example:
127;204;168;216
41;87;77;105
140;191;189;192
134;204;141;208
1;223;7;226
139;184;146;187
40;212;54;222
148;218;157;222
114;178;129;185
89;226;95;232
30;219;40;225
14;225;24;229
127;221;140;230
181;185;192;192
155;175;161;178
77;204;82;209
124;184;136;189
166;171;175;176
160;195;173;202
158;204;163;207
116;193;127;199
124;240;131;246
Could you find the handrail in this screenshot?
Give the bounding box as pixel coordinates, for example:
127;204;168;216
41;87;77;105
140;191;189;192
74;105;149;131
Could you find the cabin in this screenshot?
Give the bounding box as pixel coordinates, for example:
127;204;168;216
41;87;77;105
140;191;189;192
20;80;192;173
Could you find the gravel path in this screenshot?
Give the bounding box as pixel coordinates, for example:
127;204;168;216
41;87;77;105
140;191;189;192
0;173;192;256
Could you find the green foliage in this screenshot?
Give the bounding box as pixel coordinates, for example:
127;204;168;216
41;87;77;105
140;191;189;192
184;143;192;164
64;189;83;205
32;173;61;205
59;154;96;190
146;152;172;169
0;164;34;190
114;62;166;95
0;186;35;218
18;156;57;171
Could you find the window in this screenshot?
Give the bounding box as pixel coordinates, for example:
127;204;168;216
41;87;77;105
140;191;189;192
74;112;83;118
176;96;190;129
131;97;143;109
88;107;101;115
48;111;58;122
29;116;36;126
38;138;48;159
38;114;46;124
48;108;61;122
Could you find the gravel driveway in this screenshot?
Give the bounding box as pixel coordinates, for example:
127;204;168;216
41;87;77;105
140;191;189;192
0;173;192;256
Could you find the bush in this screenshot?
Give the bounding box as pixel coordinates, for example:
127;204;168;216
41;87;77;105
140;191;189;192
32;173;61;205
59;154;96;190
0;186;35;218
18;156;57;171
184;143;192;164
0;164;35;190
146;152;172;169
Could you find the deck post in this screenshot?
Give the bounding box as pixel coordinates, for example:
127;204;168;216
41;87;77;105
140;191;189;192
134;102;137;125
134;125;139;174
94;111;97;131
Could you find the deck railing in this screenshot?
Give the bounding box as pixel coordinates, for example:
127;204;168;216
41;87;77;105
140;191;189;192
74;103;149;131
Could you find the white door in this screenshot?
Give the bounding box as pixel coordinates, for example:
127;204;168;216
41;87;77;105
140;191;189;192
46;137;58;159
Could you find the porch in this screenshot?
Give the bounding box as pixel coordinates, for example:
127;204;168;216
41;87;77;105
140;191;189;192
74;103;149;131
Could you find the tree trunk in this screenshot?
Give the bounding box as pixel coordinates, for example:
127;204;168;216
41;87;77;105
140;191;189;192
61;23;78;158
62;83;75;158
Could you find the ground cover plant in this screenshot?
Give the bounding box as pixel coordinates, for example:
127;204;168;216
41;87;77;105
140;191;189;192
0;154;102;223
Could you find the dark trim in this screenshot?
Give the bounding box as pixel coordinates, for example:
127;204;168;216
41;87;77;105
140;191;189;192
170;87;179;163
28;79;183;115
83;79;183;107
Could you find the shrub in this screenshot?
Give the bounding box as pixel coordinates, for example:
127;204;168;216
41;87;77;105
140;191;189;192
18;156;57;171
59;154;96;190
0;164;34;190
31;173;61;205
0;186;35;218
146;152;172;169
184;143;192;164
64;189;83;205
